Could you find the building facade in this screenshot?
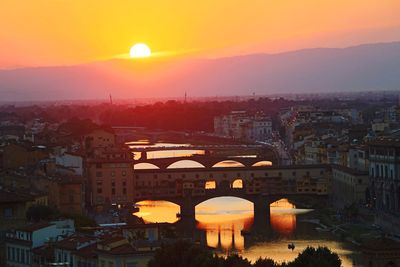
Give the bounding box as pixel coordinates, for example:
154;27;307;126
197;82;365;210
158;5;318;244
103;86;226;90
368;137;400;214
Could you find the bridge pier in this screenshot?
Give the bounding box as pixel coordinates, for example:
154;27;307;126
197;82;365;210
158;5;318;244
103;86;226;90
178;196;196;237
252;196;271;234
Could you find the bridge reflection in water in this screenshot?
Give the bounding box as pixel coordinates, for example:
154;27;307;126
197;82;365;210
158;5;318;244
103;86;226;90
134;198;303;252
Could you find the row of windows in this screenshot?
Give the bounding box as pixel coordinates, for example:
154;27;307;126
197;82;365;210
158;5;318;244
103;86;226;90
7;246;31;264
371;164;395;179
96;171;127;177
136;171;323;180
96;163;129;168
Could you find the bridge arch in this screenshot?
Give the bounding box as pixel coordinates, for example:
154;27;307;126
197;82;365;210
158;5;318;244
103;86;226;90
195;196;254;211
133;199;181;223
212;160;245;168
252;160;273;167
167;160;206;169
231;179;243;189
205;180;217;189
134;163;160;169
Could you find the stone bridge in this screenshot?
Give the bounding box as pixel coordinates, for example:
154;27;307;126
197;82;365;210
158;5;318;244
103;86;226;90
132;164;331;231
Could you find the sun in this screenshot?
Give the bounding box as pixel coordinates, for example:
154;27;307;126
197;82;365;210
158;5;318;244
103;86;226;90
130;43;151;58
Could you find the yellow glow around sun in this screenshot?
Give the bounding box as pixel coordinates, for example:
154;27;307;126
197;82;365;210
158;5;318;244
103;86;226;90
130;43;151;58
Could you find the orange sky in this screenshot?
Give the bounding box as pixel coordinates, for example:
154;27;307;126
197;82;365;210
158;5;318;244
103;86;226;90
0;0;399;69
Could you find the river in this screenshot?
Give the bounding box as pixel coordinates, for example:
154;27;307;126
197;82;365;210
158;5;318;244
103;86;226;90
130;141;360;266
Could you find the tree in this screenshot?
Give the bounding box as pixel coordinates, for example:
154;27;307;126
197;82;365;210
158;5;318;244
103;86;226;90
287;246;341;267
148;241;217;267
147;242;340;267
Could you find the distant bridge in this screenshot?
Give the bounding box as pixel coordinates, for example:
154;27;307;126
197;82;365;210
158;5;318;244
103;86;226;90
134;155;276;170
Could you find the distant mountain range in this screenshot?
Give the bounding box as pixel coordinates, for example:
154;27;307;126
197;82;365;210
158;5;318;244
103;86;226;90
1;42;400;101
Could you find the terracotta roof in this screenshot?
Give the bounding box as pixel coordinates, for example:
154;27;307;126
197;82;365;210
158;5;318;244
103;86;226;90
54;235;95;251
32;245;54;258
97;235;125;246
368;137;400;148
73;243;97;258
16;222;52;232
97;243;137;255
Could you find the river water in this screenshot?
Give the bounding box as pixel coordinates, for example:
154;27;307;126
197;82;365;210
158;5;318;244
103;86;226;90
130;141;359;266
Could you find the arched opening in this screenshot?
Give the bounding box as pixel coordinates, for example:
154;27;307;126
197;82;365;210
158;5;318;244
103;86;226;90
231;179;243;189
205;181;217;189
212;160;245;168
133;200;180;223
196;197;253;251
167;160;206;169
252;160;273;167
134;163;160;170
269;198;310;236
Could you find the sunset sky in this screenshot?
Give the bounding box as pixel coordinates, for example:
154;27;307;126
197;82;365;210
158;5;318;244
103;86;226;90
1;0;400;69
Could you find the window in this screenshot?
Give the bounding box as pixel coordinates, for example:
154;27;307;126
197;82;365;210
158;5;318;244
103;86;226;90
111;181;115;187
96;163;102;168
111;188;115;195
97;188;102;194
122;171;127;176
4;207;13;218
123;188;127;194
122;181;126;186
111;171;115;177
96;171;102;177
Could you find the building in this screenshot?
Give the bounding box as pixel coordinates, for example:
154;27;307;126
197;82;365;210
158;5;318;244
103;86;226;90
86;147;134;211
83;128;116;152
54;151;84;175
96;236;154;267
214;111;272;142
5;220;75;267
2;143;49;170
52;234;97;267
368;137;400;213
0;189;49;232
48;175;85;215
331;165;369;208
347;145;369;172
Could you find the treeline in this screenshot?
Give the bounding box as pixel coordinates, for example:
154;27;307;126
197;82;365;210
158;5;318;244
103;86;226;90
148;241;341;267
99;98;293;131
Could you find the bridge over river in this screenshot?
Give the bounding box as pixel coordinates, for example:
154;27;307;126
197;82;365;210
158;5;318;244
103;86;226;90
132;164;331;232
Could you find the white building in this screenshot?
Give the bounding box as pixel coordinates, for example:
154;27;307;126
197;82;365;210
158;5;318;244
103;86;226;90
54;150;83;175
214;111;272;142
5;220;75;267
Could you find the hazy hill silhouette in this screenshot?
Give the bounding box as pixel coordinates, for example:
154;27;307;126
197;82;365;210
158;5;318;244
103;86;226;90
1;42;400;101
